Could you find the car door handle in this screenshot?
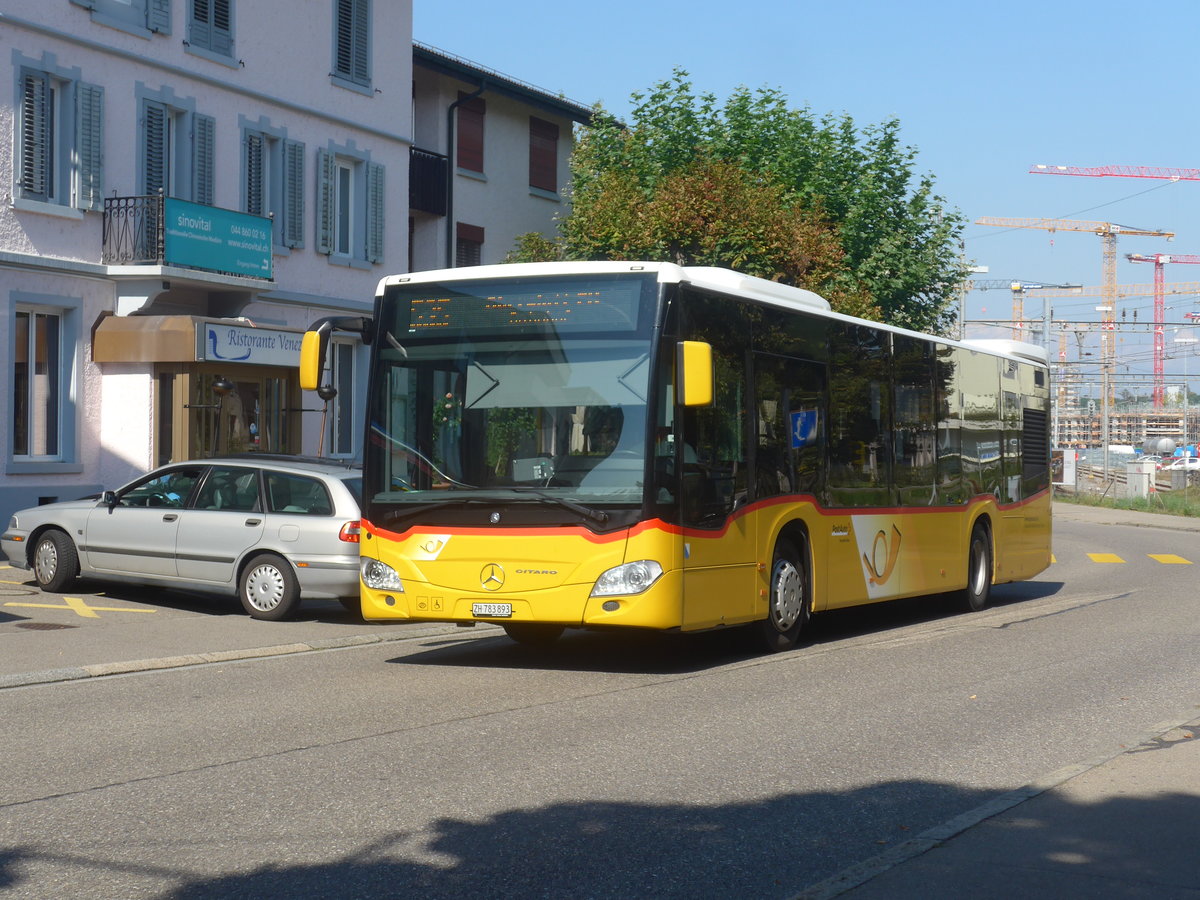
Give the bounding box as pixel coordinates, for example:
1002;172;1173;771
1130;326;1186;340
162;514;178;522
245;518;261;526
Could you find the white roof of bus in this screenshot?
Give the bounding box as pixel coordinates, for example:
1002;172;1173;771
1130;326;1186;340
380;263;1049;367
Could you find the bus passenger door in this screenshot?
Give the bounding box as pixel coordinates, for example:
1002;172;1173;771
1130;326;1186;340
677;321;756;630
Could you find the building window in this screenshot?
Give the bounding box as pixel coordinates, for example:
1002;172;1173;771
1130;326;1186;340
456;223;484;268
456;94;485;174
141;99;214;204
329;341;356;457
529;116;559;194
13;310;62;459
332;0;371;89
15;66;104;211
316;148;384;263
188;0;234;58
243;130;305;248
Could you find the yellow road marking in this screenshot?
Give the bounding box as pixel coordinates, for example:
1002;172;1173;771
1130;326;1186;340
1087;553;1125;564
1050;554;1057;564
3;597;157;618
1149;554;1192;565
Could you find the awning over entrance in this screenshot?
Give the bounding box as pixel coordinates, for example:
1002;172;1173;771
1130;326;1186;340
92;316;307;365
92;315;199;363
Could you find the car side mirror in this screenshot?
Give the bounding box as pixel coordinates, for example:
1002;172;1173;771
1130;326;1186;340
103;491;117;509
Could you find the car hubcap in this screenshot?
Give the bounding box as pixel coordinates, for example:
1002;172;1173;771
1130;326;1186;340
34;540;58;585
245;565;285;611
770;558;804;631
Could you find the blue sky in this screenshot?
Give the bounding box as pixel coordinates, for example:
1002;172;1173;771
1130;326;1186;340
414;0;1200;387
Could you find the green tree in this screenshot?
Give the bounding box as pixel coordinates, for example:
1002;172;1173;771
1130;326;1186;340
512;71;967;333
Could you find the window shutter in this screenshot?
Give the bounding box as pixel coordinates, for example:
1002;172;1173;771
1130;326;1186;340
77;82;104;211
191;0;231;54
335;0;370;85
244;131;264;215
190;0;211;48
456;95;485;173
315;148;335;255
192;113;215;205
19;71;49;201
529;117;559;193
283;139;305;248
366;161;384;263
143;101;167;195
148;0;172;33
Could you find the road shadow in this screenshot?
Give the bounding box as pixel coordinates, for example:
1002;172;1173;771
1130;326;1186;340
3;774;1195;898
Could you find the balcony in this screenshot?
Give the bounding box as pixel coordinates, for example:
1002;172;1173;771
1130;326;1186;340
410;147;448;215
103;194;273;280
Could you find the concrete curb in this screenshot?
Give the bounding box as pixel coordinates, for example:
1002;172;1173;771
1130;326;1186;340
0;623;470;690
790;712;1200;899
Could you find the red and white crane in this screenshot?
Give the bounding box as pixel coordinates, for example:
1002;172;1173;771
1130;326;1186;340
1126;253;1200;407
1030;164;1200;182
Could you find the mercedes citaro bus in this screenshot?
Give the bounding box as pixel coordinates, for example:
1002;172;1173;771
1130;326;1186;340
300;262;1051;651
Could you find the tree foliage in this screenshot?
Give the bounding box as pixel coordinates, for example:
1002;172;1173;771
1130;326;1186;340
511;71;967;333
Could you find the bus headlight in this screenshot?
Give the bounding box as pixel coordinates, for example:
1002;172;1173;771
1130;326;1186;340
590;560;663;597
361;558;404;591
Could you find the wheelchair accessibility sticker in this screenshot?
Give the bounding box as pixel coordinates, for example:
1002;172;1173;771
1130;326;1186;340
789;410;818;449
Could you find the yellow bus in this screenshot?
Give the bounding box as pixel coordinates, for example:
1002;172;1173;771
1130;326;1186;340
300;262;1051;651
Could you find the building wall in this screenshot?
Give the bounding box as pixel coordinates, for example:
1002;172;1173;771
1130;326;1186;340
1;2;412;525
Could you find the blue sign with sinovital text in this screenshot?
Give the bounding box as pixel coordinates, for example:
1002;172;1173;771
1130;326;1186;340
163;198;273;280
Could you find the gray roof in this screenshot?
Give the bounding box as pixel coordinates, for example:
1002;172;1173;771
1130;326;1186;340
413;42;597;124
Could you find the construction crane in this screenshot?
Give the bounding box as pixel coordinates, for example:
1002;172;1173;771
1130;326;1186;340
1127;254;1200;408
1030;164;1200;182
973;218;1175;403
965;279;1082;336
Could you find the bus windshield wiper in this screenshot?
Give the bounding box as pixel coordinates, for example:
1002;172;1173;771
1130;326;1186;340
508;488;609;524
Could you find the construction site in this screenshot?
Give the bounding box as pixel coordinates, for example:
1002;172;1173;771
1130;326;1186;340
969;165;1200;456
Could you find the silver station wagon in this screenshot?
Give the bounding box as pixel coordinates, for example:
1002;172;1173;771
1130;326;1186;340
2;456;362;620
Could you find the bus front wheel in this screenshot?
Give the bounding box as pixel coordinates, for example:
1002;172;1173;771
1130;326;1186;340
759;537;809;652
961;523;992;612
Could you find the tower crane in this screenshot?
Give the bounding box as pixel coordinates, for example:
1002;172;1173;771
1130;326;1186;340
1126;253;1200;407
966;279;1082;335
973;218;1175;403
1030;164;1200;182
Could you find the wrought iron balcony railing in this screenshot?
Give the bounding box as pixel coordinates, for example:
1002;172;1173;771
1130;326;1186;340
103;194;163;265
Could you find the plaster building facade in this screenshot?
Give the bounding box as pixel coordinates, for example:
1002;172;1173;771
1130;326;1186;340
2;4;593;527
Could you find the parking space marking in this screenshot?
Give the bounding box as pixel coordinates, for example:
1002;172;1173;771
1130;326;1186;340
1087;553;1126;564
1148;554;1192;565
3;596;157;618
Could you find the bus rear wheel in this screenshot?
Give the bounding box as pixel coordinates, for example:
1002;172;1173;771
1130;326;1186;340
503;623;564;647
758;537;809;652
961;523;992;612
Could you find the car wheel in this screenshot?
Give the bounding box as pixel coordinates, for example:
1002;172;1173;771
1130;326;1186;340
239;554;301;621
32;529;79;593
758;536;810;652
502;623;564;647
960;522;992;612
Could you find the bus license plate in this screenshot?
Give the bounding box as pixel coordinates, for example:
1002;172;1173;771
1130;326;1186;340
472;602;512;618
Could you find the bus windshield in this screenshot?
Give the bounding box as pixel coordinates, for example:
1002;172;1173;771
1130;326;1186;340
364;275;659;527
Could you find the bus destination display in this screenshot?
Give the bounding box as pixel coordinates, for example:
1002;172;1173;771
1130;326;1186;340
403;279;643;335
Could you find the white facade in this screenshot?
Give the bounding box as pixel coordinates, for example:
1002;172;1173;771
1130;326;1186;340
409;44;593;273
1;1;411;521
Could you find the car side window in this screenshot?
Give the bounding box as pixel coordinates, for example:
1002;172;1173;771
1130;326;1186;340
266;473;333;516
118;467;204;508
194;467;261;512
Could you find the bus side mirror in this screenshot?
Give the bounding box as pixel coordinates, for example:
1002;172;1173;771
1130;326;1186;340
299;330;327;392
677;341;714;407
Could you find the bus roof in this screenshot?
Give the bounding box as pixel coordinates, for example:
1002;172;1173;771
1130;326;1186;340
380;263;1049;367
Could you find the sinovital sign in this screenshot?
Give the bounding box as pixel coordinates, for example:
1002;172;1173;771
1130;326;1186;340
164;198;273;279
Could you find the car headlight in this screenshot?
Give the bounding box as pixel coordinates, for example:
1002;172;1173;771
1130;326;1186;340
360;558;404;591
590;560;664;597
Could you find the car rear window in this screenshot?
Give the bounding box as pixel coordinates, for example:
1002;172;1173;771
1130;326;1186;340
266;473;333;515
341;477;363;507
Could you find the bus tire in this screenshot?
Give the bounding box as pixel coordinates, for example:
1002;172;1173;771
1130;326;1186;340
758;537;809;652
961;523;992;612
503;623;564;647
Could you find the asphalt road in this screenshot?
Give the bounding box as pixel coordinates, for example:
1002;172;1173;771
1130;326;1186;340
2;514;1199;898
